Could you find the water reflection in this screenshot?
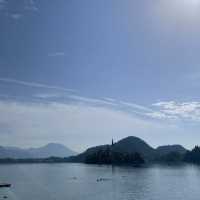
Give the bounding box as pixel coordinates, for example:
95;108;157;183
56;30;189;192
0;163;200;200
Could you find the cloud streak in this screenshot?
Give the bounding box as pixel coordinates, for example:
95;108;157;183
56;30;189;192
119;101;154;112
69;95;118;106
10;13;23;20
0;78;76;93
25;0;38;12
1;88;200;150
0;0;6;10
152;101;200;121
1;77;200;123
0;100;179;151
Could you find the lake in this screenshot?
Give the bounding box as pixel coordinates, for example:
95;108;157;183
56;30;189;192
0;163;200;200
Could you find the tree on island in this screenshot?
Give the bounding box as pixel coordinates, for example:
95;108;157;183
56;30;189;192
85;147;145;165
155;152;182;163
184;146;200;164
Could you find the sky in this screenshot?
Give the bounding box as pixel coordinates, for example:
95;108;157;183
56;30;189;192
1;0;200;152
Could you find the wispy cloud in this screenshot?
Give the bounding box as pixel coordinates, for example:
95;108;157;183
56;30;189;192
48;52;65;57
25;0;38;12
0;78;154;117
103;97;117;102
119;101;154;112
2;78;200;123
69;95;118;106
0;100;179;151
0;0;6;5
10;13;23;20
1;89;200;149
152;101;200;121
34;93;62;99
33;93;153;116
146;111;178;120
0;78;76;93
0;0;38;19
34;94;176;121
0;0;6;10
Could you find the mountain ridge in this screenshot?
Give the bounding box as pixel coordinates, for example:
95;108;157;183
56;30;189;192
0;136;189;161
69;136;188;163
156;145;187;156
0;143;77;158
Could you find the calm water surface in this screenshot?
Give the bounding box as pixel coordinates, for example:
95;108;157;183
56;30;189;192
0;163;200;200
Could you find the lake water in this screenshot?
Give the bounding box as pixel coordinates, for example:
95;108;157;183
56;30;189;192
0;163;200;200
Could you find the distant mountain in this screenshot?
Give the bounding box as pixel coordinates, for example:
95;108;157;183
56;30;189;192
0;143;76;158
156;145;187;156
0;146;30;158
27;143;77;158
69;136;156;162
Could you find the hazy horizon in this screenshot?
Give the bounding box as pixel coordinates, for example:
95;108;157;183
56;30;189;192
0;135;194;153
1;0;200;152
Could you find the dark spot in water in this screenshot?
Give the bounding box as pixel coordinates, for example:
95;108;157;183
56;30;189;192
96;178;111;182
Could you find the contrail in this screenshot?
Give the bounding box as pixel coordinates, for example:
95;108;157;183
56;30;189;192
0;78;76;93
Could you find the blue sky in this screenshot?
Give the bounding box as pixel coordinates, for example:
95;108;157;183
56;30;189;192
1;0;200;151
